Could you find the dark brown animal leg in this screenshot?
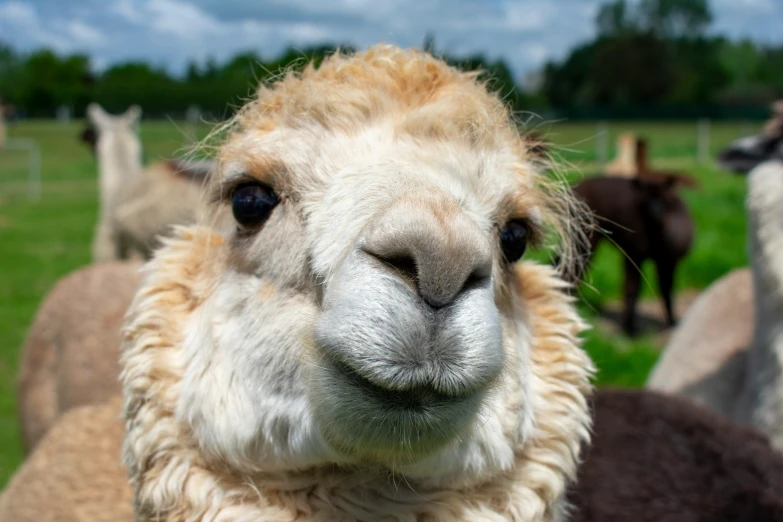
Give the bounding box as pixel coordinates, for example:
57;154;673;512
655;259;677;327
622;258;642;336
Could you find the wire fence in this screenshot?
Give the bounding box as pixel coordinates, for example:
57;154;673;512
0;118;765;202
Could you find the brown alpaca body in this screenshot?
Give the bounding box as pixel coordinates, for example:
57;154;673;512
570;174;694;335
569;388;783;522
17;260;142;453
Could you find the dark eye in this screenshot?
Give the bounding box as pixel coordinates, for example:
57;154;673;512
499;219;529;263
232;183;279;229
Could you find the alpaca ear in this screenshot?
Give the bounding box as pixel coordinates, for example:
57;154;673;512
124;105;142;124
87;103;110;129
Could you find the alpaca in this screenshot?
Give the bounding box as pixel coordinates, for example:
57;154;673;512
5;44;596;522
3;45;783;522
568;140;696;335
568;388;783;522
87;103;211;261
645;267;753;416
604;132;637;178
17;260;142;453
0;398;134;522
648;159;783;451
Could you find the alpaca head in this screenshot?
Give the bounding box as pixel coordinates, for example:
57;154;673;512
122;45;591;500
718;133;783;175
86;103;143;177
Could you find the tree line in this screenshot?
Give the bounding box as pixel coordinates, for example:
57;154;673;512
1;0;782;120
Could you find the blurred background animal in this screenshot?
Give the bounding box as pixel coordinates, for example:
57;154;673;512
718;102;783;174
567;138;697;335
16;261;142;454
604;132;638;178
648;157;783;452
86;103;212;262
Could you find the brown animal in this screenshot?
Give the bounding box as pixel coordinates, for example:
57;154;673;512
569;388;783;522
17;260;142;454
569;139;697;335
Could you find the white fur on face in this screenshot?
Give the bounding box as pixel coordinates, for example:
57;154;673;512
177;119;541;483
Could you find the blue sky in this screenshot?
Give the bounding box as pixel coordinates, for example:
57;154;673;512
1;0;781;79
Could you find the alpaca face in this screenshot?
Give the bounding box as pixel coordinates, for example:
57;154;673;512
169;48;565;486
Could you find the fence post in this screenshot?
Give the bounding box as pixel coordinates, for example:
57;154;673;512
596;121;608;164
697;119;710;164
3;138;42;201
185;105;201;145
56;105;72;125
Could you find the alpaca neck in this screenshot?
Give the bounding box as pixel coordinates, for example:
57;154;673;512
96;133;142;217
618;145;634;164
738;186;783;449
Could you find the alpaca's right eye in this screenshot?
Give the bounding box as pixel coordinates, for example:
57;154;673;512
231;183;279;229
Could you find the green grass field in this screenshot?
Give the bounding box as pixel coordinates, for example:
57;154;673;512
0;119;758;486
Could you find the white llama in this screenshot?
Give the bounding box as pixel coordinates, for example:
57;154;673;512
87;103;210;261
648;159;783;449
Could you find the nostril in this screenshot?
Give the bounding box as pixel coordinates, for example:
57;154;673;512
464;269;491;290
366;250;419;284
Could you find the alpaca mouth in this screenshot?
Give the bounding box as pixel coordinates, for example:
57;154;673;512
312;356;485;464
331;358;461;411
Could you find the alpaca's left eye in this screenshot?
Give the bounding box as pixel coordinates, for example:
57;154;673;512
232;183;279;229
499;219;529;263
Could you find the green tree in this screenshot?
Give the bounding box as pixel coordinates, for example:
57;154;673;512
638;0;712;38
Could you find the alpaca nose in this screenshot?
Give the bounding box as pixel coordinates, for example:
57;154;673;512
362;200;493;308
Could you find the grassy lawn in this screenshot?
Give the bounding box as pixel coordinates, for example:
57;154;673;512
0;119;756;486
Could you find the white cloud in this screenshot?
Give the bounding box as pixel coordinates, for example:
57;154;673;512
109;0;143;24
504;2;548;31
67;20;105;45
0;0;37;24
146;0;223;39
